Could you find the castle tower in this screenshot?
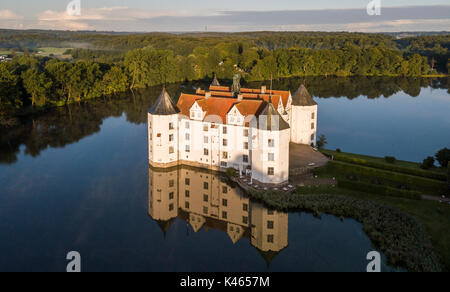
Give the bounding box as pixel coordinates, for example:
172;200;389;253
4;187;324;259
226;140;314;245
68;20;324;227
250;202;288;267
290;85;318;146
148;167;180;237
148;87;180;167
251;101;290;184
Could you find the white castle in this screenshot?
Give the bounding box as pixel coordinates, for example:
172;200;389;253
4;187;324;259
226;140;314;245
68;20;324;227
148;76;318;185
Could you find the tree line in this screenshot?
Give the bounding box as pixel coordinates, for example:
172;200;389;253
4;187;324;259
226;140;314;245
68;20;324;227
0;31;449;118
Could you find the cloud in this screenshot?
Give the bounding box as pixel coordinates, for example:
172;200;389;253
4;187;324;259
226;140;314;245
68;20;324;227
0;9;23;20
0;9;24;29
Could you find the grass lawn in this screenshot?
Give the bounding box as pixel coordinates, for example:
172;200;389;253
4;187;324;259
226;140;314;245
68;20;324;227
0;50;12;55
36;47;72;56
321;149;446;174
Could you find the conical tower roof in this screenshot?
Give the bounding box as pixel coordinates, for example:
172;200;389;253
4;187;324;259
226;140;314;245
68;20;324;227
259;102;290;131
292;84;317;106
149;87;180;115
156;218;176;238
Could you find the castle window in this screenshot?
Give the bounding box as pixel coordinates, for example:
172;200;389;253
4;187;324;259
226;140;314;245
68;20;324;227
185;190;190;198
186;133;190;140
185;121;190;129
267;235;274;243
203;194;209;202
312;113;315;119
221;162;227;167
223;139;228;147
185;145;190;153
169;134;174;142
243;155;249;163
169;192;174;200
223;186;228;194
223;126;227;134
243;142;249;150
268;153;275;162
223;199;228;207
311;123;315;130
190;112;195;119
169;123;174;130
222;212;228;219
243;216;248;224
203;125;208;132
268;139;275;147
267;221;274;230
169;204;174;211
268;210;274;215
204;136;209;144
204;148;209;156
268;167;275;176
169;180;174;188
185;202;190;209
169;147;174;154
243;204;248;212
311;134;315;141
185;178;190;186
204;182;209;190
222;152;228;159
243;129;249;137
203;207;208;214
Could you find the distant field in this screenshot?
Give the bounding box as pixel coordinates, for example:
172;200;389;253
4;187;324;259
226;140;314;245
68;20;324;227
36;47;72;56
0;50;12;55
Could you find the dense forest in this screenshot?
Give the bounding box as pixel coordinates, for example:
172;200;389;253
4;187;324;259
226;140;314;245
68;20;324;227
0;30;449;121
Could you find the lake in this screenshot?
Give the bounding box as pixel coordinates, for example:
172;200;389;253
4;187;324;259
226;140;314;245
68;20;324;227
0;76;448;272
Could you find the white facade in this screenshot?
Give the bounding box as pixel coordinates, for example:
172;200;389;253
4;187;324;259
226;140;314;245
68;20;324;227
290;105;318;146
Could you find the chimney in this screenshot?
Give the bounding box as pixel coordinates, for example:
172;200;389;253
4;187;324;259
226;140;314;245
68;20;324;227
238;94;244;101
205;91;212;99
261;86;267;94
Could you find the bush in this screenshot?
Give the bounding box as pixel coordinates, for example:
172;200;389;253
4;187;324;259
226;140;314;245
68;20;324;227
385;156;396;164
332;154;447;181
435;148;450;168
226;168;237;178
317;134;327;149
420;156;435;170
336;148;342;153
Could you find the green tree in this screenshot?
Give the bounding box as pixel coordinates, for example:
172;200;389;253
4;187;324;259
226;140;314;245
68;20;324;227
435;148;450;168
22;67;53;107
317;134;328;149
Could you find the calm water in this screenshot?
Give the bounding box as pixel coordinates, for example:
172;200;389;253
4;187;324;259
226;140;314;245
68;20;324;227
0;76;448;272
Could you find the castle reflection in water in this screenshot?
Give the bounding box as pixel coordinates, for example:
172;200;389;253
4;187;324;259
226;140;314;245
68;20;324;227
149;166;288;264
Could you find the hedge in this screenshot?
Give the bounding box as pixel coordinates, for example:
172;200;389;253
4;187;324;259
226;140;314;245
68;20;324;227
327;160;448;195
332;154;447;181
338;179;422;200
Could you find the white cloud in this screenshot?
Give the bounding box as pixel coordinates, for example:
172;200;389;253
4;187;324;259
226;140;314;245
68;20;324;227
0;9;23;20
35;6;213;31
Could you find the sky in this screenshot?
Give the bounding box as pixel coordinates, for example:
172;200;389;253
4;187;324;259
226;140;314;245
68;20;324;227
0;0;449;32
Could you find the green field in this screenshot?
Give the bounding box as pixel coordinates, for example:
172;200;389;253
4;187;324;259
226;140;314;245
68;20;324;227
36;47;72;57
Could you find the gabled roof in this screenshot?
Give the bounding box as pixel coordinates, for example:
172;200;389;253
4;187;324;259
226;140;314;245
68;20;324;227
292;85;317;106
149;87;180;115
197;98;240;124
259;103;290;131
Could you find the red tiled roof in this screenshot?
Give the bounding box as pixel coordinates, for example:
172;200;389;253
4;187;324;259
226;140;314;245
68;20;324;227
178;85;291;124
177;93;204;118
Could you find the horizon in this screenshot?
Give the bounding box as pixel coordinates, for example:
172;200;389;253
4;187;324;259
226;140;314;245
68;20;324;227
1;1;450;32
